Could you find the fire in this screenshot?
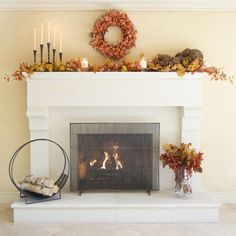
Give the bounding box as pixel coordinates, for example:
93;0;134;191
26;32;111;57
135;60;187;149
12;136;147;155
97;144;123;170
89;159;97;166
113;152;123;170
101;152;110;169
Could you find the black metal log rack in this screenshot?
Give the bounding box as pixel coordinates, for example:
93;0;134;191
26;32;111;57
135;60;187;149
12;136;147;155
9;139;70;204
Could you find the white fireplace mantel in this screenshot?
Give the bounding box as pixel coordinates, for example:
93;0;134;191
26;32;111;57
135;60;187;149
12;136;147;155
11;71;221;224
25;71;204;190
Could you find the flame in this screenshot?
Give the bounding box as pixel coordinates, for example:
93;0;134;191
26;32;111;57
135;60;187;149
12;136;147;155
89;159;97;166
90;145;124;170
101;152;109;169
113;152;123;170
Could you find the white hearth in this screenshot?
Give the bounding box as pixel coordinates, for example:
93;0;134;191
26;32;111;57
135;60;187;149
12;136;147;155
12;72;220;223
12;192;220;223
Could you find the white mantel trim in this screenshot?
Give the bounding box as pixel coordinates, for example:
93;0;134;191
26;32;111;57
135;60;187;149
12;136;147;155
26;72;204;108
25;71;206;80
1;0;236;11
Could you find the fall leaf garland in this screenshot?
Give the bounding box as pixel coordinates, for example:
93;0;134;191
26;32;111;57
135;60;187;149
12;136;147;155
89;9;137;60
3;48;233;82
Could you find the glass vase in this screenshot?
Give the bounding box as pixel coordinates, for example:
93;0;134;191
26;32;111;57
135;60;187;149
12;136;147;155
174;166;192;198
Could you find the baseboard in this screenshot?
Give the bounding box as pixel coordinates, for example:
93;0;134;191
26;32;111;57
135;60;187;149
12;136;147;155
0;192;18;204
210;192;236;204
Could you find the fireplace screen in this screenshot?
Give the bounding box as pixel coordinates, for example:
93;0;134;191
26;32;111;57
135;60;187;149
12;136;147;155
70;123;160;192
78;134;152;190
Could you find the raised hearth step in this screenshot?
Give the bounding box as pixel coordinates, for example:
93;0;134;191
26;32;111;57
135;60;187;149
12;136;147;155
11;191;220;223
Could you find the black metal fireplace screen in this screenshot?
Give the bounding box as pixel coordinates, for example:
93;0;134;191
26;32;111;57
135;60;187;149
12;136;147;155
70;123;160;193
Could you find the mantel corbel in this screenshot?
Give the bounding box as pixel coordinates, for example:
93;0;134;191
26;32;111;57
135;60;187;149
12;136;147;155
27;107;50;176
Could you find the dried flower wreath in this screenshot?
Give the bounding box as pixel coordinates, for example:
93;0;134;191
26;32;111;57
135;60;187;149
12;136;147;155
89;9;137;60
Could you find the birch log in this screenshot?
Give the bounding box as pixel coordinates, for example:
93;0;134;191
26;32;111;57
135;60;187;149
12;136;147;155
18;175;59;197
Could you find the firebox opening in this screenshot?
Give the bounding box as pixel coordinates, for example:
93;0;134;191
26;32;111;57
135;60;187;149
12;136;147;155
78;134;153;190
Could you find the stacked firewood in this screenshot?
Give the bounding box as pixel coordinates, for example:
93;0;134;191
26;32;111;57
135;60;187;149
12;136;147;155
18;175;59;197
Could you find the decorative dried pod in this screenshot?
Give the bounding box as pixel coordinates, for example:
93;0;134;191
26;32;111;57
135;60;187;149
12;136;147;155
152;54;174;67
175;48;204;65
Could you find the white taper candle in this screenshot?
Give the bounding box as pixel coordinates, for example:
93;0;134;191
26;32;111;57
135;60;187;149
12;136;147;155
59;32;62;53
40;22;44;45
33;27;36;50
47;22;51;43
53;28;56;49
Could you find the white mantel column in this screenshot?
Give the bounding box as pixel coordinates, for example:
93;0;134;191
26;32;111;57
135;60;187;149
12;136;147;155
181;106;203;191
27;107;49;176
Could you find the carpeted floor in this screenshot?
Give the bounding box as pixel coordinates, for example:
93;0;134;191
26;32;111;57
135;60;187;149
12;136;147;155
1;203;236;236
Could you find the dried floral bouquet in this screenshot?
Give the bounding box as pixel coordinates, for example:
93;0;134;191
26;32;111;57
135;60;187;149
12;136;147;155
160;143;203;175
160;143;204;195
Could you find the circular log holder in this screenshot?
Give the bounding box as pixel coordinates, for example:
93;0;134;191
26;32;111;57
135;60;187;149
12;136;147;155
9;139;70;204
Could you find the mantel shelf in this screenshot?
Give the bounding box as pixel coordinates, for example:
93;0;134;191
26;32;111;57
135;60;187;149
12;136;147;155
24;72;206;80
26;71;203;108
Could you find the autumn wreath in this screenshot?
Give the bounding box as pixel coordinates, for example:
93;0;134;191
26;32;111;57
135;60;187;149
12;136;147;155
89;9;137;60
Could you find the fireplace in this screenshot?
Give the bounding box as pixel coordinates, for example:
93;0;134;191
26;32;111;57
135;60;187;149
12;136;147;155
70;123;160;192
12;72;220;224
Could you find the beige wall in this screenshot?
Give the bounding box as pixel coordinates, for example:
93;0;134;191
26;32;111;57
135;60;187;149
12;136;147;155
0;11;236;193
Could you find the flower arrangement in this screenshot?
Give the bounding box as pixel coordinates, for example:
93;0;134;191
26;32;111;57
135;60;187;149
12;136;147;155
3;48;233;82
160;143;203;196
160;143;203;176
89;9;137;60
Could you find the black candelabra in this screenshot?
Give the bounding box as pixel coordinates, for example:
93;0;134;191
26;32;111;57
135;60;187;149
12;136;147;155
33;50;37;64
59;52;63;62
34;43;61;64
53;49;56;63
40;44;44;64
47;42;51;63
